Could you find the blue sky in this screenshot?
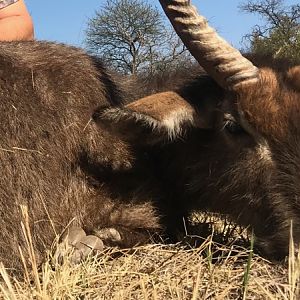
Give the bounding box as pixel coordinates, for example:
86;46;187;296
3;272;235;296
25;0;298;49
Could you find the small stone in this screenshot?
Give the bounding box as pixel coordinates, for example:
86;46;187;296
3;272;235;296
76;235;104;251
57;228;104;264
69;235;103;264
96;228;122;243
62;226;86;246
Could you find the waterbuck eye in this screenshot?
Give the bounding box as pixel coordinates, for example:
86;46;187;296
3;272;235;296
224;120;244;134
223;114;244;134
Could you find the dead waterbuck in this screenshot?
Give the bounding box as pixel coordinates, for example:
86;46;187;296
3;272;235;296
1;0;300;275
97;0;300;259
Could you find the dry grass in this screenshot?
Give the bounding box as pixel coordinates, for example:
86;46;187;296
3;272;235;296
0;211;299;299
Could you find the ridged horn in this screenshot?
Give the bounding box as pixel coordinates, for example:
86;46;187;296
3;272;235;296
159;0;259;90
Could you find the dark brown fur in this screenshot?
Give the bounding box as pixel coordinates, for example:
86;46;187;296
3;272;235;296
0;41;161;273
97;59;300;260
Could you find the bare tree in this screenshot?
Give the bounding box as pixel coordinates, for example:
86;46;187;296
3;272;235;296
240;0;300;61
85;0;189;75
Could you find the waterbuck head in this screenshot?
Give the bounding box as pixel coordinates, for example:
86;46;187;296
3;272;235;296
95;0;300;259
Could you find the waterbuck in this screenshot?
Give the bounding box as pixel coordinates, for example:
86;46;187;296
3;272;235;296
0;0;299;274
96;0;300;259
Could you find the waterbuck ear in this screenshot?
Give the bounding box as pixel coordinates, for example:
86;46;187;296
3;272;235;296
286;66;300;91
93;91;217;145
